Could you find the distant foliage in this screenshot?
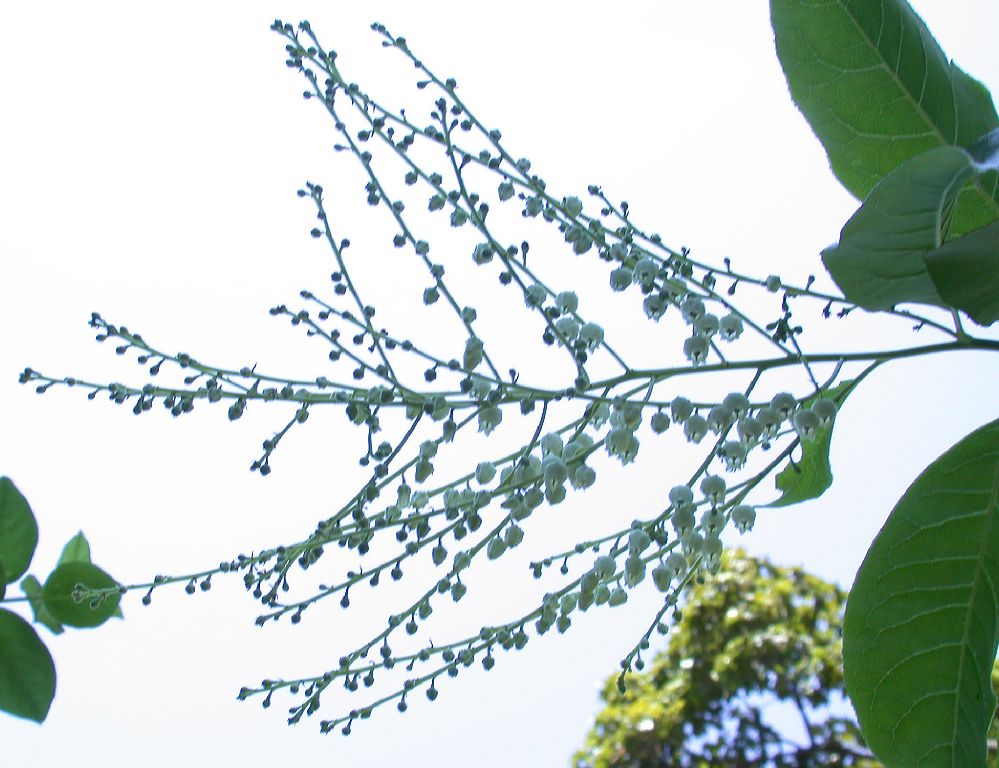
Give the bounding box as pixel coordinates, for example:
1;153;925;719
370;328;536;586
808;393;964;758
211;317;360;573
575;550;879;767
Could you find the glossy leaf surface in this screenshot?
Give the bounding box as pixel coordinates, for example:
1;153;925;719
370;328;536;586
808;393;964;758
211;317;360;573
844;418;999;767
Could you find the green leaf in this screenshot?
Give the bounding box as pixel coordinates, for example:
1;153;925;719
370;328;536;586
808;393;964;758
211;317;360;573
57;531;92;566
20;575;64;636
822;147;975;310
0;477;39;584
42;562;121;629
770;0;999;235
770;378;858;507
0;608;56;722
924;219;999;326
843;417;999;767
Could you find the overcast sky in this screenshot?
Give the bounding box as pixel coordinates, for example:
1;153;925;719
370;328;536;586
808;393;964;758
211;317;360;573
2;2;998;766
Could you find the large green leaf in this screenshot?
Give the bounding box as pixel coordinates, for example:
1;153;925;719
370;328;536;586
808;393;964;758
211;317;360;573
0;608;56;722
20;575;64;636
822;147;974;311
843;417;999;767
924;219;999;327
770;0;999;235
42;562;121;629
770;378;859;507
0;477;38;584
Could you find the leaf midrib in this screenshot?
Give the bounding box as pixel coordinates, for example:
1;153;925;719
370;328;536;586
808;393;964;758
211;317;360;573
835;0;998;219
950;460;999;767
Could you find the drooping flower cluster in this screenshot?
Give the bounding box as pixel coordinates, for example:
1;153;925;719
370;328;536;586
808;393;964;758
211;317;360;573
18;17;955;736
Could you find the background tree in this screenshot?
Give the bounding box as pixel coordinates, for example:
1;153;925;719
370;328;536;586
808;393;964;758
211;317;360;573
575;550;878;767
576;550;999;767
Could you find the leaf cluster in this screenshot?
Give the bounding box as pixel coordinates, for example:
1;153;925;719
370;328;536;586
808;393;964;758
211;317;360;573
0;478;121;722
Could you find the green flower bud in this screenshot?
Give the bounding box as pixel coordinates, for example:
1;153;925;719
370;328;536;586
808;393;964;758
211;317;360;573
525;284;547;308
694;312;719;338
707;405;734;434
432;544;448;566
563;434;594;462
737;416;764;445
555;291;578;314
554;316;580;342
398;483;412;507
628;529;652;555
680;296;706;323
650;411;671;434
464;336;484;370
811;397;837;424
719;313;744;341
472;243;493;265
666;551;687;579
560;593;578;615
478;405;503;435
579;322;604;350
720;440;747;471
731;504;756;533
633;257;658;287
652;564;672;592
524;487;544;509
505;525;525;548
594;555;616;581
684;414;709;443
487;537;506;560
542;456;568;488
683;336;709;365
700;474;726;504
669;485;694;506
608;587;628;607
540;433;564;457
545;483;567;505
671;503;696;535
606;427;639;465
475;461;496;485
624;556;646;587
792;409;821;441
413;459;434;483
723;392;751;415
609;267;633;292
563;196;583;217
670;397;694;423
756;406;782;437
594;584;611;605
770;392;797;417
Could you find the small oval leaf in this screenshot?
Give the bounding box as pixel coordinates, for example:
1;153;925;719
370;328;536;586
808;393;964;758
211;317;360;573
56;531;92;566
0;477;39;584
844;417;999;767
20;575;64;635
770;377;861;507
42;562;121;629
0;608;56;722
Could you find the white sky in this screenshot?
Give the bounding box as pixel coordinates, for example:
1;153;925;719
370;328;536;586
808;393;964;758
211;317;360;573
1;2;998;766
